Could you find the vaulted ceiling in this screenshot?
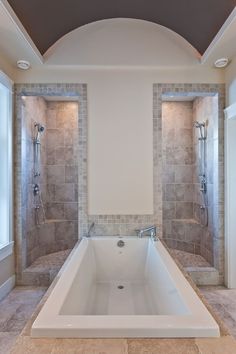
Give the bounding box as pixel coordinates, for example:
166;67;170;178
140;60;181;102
7;0;236;55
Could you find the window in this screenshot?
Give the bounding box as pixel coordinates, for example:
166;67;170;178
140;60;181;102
0;71;13;260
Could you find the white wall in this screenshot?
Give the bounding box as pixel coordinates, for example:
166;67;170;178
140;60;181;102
88;72;153;214
0;54;15;81
225;56;236;106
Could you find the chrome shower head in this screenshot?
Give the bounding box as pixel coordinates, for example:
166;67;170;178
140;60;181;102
35;123;45;133
193;121;205;128
34;123;45;144
193;121;206;140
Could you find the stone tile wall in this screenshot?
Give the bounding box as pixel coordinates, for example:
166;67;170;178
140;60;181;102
162;96;221;266
15;84;87;284
155;83;225;281
162;101;202;254
193;96;218;265
21;97;47;267
45;101;79;224
20;98;79;268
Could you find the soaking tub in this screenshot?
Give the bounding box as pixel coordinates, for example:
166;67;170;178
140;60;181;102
32;237;219;338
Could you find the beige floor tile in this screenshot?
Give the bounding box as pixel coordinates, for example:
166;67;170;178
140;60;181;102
195;336;236;354
0;333;18;354
10;336;55;354
127;338;200;354
51;338;128;354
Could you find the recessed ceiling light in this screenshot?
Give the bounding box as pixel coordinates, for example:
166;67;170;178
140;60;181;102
214;58;229;68
16;60;31;70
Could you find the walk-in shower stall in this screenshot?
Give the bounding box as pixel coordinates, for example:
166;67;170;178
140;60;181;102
161;92;223;284
18;96;79;285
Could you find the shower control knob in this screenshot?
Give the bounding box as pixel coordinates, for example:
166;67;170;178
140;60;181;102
33;184;40;196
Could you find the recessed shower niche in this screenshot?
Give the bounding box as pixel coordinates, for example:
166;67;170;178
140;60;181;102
20;96;79;285
161;93;221;284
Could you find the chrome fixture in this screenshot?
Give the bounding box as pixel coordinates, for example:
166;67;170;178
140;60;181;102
33;184;40;196
193;121;206;141
34;123;45;143
34;122;45;177
199;174;207;194
194;120;208;226
87;222;95;237
33;122;46;226
34;189;46;226
135;225;158;241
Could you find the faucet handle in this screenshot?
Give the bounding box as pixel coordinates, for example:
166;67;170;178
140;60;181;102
135;229;142;237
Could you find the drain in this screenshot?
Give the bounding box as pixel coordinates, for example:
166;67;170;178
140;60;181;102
117;285;124;289
117;240;125;248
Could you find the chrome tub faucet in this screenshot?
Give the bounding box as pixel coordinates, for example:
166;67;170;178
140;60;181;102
87;222;95;237
135;225;158;241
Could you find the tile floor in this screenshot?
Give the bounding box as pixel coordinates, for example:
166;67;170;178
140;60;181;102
199;286;236;338
0;287;46;354
0;285;236;353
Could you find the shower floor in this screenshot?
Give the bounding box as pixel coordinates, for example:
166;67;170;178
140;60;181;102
170;249;211;268
22;249;71;286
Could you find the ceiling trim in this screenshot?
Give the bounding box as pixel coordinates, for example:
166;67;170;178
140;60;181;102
0;0;44;64
201;6;236;64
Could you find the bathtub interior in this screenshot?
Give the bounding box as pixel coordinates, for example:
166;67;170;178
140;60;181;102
60;238;189;316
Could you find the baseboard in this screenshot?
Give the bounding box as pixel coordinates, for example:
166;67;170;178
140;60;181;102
0;275;15;302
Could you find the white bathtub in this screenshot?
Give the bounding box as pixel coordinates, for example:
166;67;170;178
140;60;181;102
32;237;219;338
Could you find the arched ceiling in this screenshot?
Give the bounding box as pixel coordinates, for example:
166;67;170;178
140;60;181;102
7;0;236;56
44;19;199;66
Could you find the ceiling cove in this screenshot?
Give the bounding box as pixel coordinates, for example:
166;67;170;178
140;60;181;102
7;0;236;55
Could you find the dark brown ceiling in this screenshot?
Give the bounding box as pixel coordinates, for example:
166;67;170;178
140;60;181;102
8;0;236;55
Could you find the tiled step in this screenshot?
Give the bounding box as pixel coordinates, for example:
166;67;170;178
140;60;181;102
21;249;71;286
170;249;221;285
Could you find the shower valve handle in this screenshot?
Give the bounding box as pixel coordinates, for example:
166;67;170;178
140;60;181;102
33;184;40;196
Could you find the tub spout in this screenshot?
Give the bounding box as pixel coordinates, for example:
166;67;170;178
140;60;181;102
135;225;158;241
87;222;95;237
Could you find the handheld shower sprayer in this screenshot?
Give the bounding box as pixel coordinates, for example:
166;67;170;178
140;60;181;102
34;123;45;143
193;121;206;140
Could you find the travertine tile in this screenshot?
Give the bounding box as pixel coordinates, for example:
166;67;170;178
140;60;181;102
127;338;200;354
195;336;236;354
51;338;128;354
10;336;55;354
0;333;17;354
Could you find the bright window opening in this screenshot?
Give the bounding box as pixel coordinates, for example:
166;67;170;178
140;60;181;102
0;71;13;255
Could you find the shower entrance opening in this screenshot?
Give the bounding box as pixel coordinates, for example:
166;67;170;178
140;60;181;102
18;95;80;285
161;92;222;285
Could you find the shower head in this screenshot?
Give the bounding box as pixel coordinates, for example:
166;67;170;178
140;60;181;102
38;125;45;133
35;123;45;133
193;121;206;140
193;121;205;128
34;123;45;144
